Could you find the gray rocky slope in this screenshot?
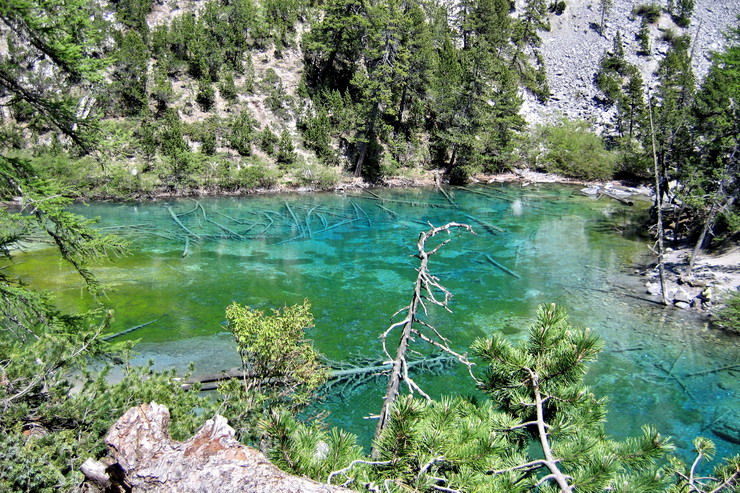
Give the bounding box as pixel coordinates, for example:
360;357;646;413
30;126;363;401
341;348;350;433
520;0;740;126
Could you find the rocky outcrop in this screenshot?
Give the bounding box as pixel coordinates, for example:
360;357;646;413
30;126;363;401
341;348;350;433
81;403;350;492
520;0;740;125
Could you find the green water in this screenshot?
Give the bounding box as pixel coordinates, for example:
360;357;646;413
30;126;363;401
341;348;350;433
10;184;739;462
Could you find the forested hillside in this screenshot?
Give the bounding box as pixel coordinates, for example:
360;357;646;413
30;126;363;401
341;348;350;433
1;0;737;236
1;0;739;491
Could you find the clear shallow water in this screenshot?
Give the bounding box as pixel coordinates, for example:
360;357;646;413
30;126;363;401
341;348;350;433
10;184;739;463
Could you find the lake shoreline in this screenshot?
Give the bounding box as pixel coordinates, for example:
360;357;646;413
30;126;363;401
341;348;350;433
1;169;609;206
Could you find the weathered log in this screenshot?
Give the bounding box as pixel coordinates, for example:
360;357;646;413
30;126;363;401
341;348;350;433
484;254;522;279
465;214;505;234
97;402;350;492
167;206;196;236
183;354;455;392
103;319;158;342
371;201;399;217
284;202;304;235
182;235;190;257
685;364;740;378
277;218;360;244
80;458;111;488
349;194;456;209
205;217;245;240
351;200;372;226
599;191;634;206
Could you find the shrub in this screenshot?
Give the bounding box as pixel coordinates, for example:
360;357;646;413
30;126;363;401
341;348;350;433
228;112;256;156
219;71;238;102
196;78;215;111
294;163;342;189
258;127;279;156
548;1;566;15
232;162;280;189
276;130;296;167
637;17;651;56
633;4;662;24
531;119;616;180
714;291;740;334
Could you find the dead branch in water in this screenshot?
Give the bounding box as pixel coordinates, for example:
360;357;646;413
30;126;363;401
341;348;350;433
372;222;477;457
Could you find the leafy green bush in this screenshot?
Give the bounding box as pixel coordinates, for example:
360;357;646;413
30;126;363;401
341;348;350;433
294;163;341;189
633;3;662;23
714;291;740;334
219;71;239;102
299;108;337;164
530;119;616;180
637;17;651;56
548;1;566;15
233;162;280;189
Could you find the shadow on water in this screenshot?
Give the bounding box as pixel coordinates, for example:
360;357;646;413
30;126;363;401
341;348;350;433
7;184;738;464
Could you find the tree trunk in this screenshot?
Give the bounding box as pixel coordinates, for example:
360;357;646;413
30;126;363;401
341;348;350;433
687;196;734;276
354;102;379;177
648;91;669;305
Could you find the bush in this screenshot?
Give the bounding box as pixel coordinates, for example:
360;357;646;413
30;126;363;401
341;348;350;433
714;291;740;334
196;78;216;111
232;162;280;189
228;112;257;156
548;1;566;15
531;119;616;180
294;163;342;189
258;127;279;156
633;4;662;24
276;130;296;167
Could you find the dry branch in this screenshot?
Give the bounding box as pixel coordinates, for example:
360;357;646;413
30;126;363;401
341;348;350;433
372;222;475;456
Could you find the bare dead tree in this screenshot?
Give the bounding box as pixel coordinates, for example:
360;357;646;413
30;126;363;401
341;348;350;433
372;222;476;457
648;89;669;305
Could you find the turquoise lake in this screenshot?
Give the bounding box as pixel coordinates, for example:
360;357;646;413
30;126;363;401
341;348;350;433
11;184;739;463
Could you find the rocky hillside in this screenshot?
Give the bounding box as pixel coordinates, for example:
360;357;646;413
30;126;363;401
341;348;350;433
521;0;740;125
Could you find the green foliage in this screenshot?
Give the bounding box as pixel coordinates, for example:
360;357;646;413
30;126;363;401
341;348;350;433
112;30;150;116
225;300;329;408
299;108;336;164
669;0;695;28
114;0;154;32
277;130;297;167
633;4;662;24
714;291;740;334
229;111;257;156
219;71;239;103
527;119;617;180
637;17;652;55
196;78;216;111
258;126;279;156
265;305;686;492
548;1;566;15
159;108;188;159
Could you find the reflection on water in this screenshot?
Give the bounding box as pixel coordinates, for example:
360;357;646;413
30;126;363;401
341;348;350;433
9;184;739;462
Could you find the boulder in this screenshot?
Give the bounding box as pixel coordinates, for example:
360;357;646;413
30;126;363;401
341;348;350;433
84;403;351;493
